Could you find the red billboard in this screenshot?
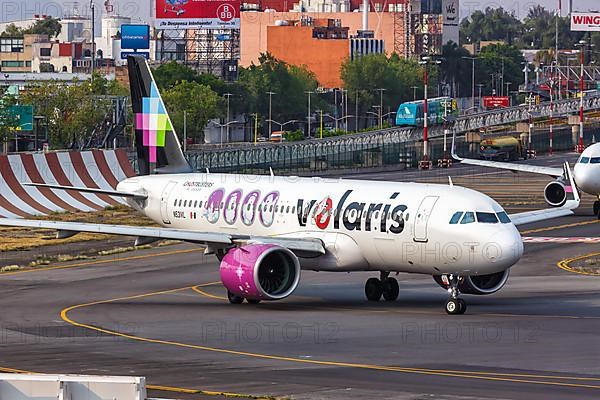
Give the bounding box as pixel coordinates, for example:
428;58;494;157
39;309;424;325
155;0;240;30
483;96;509;109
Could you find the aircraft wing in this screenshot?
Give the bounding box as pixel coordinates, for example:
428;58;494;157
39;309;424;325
454;158;563;177
0;219;326;255
508;161;580;226
23;183;148;200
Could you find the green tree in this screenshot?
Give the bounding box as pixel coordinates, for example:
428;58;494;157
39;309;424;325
237;53;321;130
24;17;61;38
1;23;23;37
476;44;525;95
162;80;222;141
440;41;472;97
152;61;200;90
340;53;425;127
0;92;20;152
460;8;522;45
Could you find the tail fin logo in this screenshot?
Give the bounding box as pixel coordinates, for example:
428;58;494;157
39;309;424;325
135;81;173;163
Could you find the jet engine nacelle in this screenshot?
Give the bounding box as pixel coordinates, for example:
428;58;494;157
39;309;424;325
544;180;568;207
433;269;510;295
220;243;301;301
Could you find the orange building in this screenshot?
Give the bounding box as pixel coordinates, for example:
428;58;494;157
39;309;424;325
266;20;352;88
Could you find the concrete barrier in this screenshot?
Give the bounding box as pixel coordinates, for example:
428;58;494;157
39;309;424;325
0;373;146;400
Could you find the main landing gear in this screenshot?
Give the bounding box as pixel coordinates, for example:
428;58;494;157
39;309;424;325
365;272;399;302
444;274;466;315
593;200;600;219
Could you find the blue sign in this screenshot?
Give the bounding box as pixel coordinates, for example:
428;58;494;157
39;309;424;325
121;24;150;50
121;51;150;60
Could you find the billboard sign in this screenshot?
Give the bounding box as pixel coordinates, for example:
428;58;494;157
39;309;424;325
10;105;33;131
571;12;600;31
155;0;240;30
483;96;509;109
442;0;458;26
121;51;150;60
121;24;150;49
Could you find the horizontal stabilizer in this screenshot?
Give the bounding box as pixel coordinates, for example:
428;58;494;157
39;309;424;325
24;183;147;200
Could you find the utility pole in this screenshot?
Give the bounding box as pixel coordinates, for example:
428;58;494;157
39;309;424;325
266;91;275;136
334;89;338;132
419;56;441;169
305;91;313;137
254;113;258;144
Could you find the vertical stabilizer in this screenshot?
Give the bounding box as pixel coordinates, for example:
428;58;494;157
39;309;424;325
127;56;192;175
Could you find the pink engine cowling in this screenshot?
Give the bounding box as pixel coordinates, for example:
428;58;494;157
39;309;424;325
219;244;301;301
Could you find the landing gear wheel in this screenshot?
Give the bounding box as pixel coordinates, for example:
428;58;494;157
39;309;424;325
247;299;261;304
382;277;399;301
445;299;460;314
365;277;383;301
458;298;467;314
594;201;600;216
227;290;244;304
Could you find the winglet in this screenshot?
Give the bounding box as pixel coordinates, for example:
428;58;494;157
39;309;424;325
562;161;580;210
451;130;462;161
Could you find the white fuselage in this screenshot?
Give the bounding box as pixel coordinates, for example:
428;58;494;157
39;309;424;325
118;174;523;276
574;143;600;196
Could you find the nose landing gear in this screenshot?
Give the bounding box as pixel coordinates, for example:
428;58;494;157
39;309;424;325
365;272;399;302
445;274;466;315
593;200;599;218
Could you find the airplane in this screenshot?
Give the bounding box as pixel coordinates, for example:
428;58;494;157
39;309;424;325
452;138;600;218
0;56;581;315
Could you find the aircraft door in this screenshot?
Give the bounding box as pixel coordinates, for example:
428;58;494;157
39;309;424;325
161;181;178;224
413;196;439;242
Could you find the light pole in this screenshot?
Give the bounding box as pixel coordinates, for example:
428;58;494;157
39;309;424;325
376;88;386;129
371;106;381;129
266;91;275;136
504;82;511;102
549;78;554;156
411;86;419;101
419;56;441;168
224;93;232;143
462;56;477;109
355;90;359;132
305;90;313;137
575;40;586;153
90;0;95;77
476;83;484;110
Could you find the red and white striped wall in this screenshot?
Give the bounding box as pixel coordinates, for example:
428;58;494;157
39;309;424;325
0;149;136;218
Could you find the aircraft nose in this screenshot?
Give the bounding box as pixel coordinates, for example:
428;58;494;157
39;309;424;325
479;226;523;270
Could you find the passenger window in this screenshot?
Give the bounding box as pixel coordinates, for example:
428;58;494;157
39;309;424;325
449;212;463;224
460;212;475;224
173;199;177;206
286;206;290;213
193;200;198;208
183;200;187;207
476;212;499;223
198;201;203;208
292;207;296;214
580;157;590;163
497;211;511;223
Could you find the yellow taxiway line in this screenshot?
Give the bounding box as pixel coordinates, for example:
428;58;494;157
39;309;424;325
557;252;600;276
58;284;600;391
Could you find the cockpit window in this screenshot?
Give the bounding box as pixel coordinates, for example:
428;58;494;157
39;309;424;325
590;157;600;164
449;211;463;224
476;212;499;223
460;212;475;224
497;211;511;223
580;157;590;163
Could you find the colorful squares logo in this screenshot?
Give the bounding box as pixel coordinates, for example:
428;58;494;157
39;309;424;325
135;81;172;163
